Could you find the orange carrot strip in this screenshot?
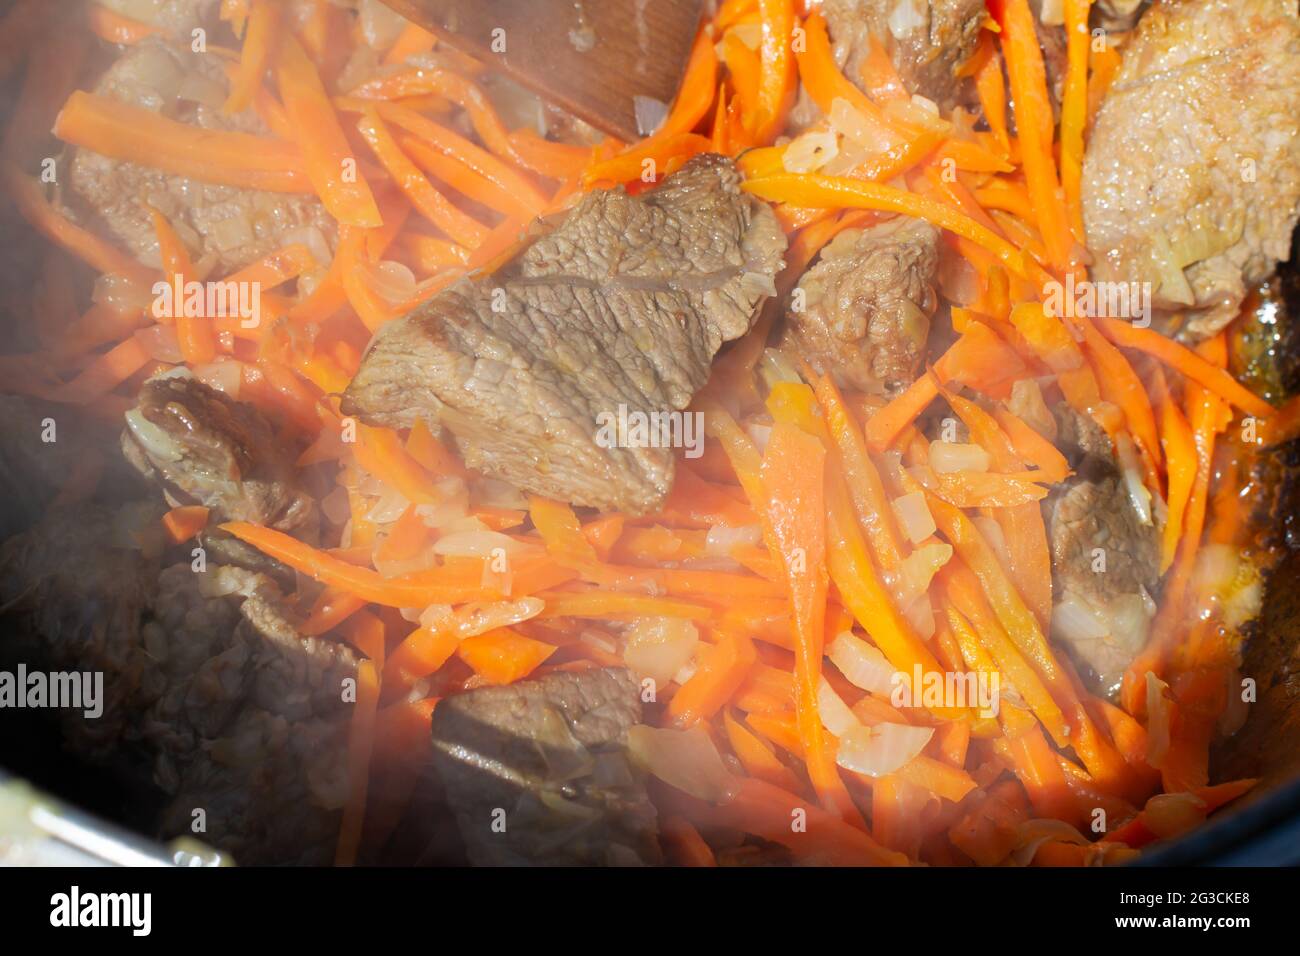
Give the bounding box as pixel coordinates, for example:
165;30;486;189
54;336;152;405
751;0;796;143
301;588;366;637
224;0;282;115
529;496;599;565
221;521;504;606
400;134;541;221
87;4;161;45
724;708;802;791
745;174;1032;280
335;657;379;865
762;423;863;825
457;627;557;685
53;91;309;193
150;208;216;364
1098;317;1275;420
1059;0;1090;241
994;0;1072;270
382;20;437;66
668;631;758;727
276;36;382;227
661;815;717;867
162;505;209;543
537;591;711;621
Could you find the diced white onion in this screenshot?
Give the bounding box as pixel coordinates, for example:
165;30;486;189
705;524;762;556
633;95;669;137
1143;792;1207;840
836;722;933;777
1009;379;1056;439
1052;595;1110;643
627;724;735;801
828;631;898;696
782;129;839;174
894;541;953;607
929;440;991;474
192;358;242;398
891;491;936;545
133;324;183;364
623;618;699;686
433;529;529;558
817;677;861;737
904;594;936;639
888;0;927;38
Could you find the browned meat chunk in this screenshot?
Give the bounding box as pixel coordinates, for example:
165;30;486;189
1045;409;1161;697
343;154;786;514
1082;0;1300;338
783;216;937;394
63;40;334;277
821;0;986;108
122;371;313;532
429;667;661;866
0;504;355;865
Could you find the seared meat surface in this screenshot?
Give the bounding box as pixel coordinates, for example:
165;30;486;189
1044;409;1161;697
1082;0;1300;338
63;39;334;277
0;505;355;865
344;154;785;514
783;216;937;394
429;667;661;866
122;372;314;531
821;0;986;108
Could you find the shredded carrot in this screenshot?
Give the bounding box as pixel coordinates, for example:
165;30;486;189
1059;0;1090;242
457;627;557;685
661;815;717;867
669;631;758;727
751;0;797;144
87;4;160;45
1098;317;1275;420
382;20;437;66
162;505;210;543
276;36;382;227
54;91;310;194
224;0;282;115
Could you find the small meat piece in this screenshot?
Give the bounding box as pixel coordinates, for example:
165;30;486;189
1081;0;1300;338
821;0;986;108
63;40;334;277
783;216;938;394
430;667;661;866
1044;408;1161;697
122;371;313;532
0;505;355;865
344;154;785;514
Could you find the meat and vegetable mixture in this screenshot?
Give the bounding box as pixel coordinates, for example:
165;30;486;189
0;0;1297;866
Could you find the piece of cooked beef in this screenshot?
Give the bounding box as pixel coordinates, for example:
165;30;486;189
1044;408;1161;697
821;0;986;109
62;39;334;277
429;667;661;866
782;216;938;394
1081;0;1300;339
122;371;315;529
343;154;785;514
0;504;356;865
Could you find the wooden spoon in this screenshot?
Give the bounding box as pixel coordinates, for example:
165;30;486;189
379;0;704;142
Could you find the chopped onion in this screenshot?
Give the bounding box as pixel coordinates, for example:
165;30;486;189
1009;378;1057;439
369;260;418;306
705;524;762;557
192;358;242;397
177;70;226;109
828;97;897;155
817;678;861;737
746;423;772;451
836;722;933;777
894;541;953;607
473;477;529;510
1037;0;1065;25
929;440;991;474
828;631;898;696
937;249;981;306
366;484;410;523
903;594;936;639
124;409;182;461
891;491;936;545
433;528;529;558
281;226;332;271
783;129;839;174
133;324;183;364
320;486;352;526
972;516;1010;567
627;724;735;801
632;95;669;137
729;22;762;49
416;477;469;528
93;272;154;314
1052;595;1109;644
1114;432;1153;526
359;0;410;50
623;617;699;686
1010;819;1088;866
758;347;802;389
883;96;951;134
1143;792;1207;840
887;0;926;38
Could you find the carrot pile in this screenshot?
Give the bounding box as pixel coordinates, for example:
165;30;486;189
0;0;1275;866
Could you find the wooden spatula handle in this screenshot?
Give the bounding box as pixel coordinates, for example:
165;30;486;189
381;0;703;141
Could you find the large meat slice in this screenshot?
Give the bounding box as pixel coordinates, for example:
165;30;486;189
344;154;786;514
62;39;334;277
1081;0;1300;338
0;504;355;865
821;0;986;108
1044;409;1160;697
783;216;937;394
429;667;661;866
